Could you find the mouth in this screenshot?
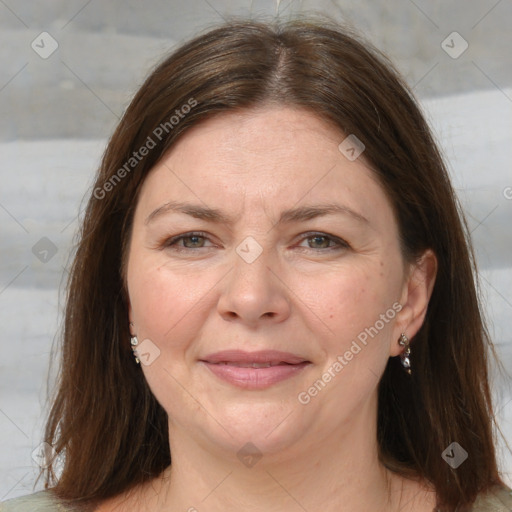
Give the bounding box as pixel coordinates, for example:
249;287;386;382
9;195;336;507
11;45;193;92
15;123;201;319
201;349;309;365
199;350;311;389
212;361;299;368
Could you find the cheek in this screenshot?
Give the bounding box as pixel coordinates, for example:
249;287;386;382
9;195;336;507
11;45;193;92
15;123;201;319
321;261;400;353
128;254;213;350
311;265;399;404
128;259;214;406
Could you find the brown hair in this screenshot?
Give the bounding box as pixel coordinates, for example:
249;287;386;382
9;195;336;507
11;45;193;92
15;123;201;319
42;17;510;511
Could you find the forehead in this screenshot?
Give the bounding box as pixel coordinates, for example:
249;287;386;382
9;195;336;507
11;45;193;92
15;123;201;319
136;107;396;234
166;106;346;173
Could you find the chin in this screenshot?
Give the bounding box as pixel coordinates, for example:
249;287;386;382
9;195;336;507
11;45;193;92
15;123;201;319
198;400;309;461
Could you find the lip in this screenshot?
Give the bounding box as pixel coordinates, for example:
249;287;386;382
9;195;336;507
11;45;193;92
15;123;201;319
199;350;311;390
201;349;308;365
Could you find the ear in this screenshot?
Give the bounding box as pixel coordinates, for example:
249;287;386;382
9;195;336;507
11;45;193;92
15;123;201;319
389;248;437;356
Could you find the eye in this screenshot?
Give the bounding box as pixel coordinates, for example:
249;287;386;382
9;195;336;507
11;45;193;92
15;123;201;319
297;232;350;251
163;232;214;251
160;231;349;253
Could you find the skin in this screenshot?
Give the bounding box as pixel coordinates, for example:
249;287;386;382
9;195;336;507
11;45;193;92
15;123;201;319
100;106;437;512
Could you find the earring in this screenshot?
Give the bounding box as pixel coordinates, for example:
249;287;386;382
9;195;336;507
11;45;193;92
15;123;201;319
398;333;411;375
130;334;140;365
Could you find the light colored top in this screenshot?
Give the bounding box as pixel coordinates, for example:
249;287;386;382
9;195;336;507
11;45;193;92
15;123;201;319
1;485;512;511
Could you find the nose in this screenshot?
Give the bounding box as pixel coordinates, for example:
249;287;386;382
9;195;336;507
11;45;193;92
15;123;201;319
217;248;291;327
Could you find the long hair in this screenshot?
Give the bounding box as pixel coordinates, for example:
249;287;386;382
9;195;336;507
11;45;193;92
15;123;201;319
42;18;509;511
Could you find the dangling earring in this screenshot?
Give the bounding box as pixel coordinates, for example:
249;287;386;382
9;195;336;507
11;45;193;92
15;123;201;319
129;323;140;365
398;333;411;375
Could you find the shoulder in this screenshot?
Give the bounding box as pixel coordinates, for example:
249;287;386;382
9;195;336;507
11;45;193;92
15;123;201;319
0;490;77;512
470;484;512;511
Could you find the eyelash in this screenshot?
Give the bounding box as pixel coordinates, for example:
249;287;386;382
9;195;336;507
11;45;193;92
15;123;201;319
162;231;350;253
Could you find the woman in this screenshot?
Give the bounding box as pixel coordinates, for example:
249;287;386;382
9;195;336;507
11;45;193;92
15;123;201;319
2;18;511;512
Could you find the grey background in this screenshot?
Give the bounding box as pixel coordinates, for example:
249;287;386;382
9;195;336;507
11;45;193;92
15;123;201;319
1;0;512;140
0;0;511;502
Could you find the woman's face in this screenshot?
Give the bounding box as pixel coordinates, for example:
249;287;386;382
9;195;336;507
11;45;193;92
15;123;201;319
126;107;421;460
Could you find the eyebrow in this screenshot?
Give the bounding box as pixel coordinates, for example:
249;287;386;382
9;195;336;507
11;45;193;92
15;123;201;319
144;200;370;227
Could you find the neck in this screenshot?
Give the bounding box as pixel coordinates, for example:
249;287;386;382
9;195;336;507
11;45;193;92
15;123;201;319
139;391;415;512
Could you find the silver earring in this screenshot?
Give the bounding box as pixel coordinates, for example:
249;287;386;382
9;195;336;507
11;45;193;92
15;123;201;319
398;333;411;375
130;335;140;365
